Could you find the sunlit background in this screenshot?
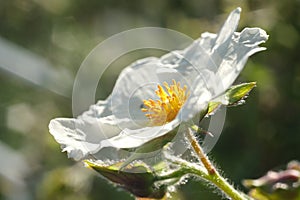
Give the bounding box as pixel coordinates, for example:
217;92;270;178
0;1;299;199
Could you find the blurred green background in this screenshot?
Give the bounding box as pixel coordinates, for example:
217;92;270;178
0;0;299;199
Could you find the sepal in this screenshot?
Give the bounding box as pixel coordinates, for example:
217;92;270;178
85;160;167;199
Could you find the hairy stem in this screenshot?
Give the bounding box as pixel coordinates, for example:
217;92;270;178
184;128;250;200
162;156;251;200
186;128;216;174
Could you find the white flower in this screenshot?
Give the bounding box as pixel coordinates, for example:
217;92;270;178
49;8;268;161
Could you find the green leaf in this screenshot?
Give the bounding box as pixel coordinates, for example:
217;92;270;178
85;160;167;199
225;82;256;105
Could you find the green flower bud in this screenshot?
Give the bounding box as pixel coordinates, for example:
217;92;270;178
85;160;167;199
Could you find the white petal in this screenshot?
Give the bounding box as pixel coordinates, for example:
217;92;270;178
216;27;268;89
110;57;161;121
110;56;194;126
166;7;267;96
99;119;180;149
82;97;112;118
214;7;241;48
49;118;96;161
49;113;125;161
178;73;213;121
159;49;206;85
168;8;241;77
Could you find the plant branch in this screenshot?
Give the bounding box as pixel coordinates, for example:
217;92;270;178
163;154;251;200
177;128;252;200
186;128;216;174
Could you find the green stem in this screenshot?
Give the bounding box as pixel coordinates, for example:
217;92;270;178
186;128;216;174
163;128;251;200
204;171;250;200
162;156;251;200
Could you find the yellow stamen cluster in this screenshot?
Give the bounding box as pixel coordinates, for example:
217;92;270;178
141;80;189;126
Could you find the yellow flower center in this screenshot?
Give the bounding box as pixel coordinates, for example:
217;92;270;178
141;80;190;126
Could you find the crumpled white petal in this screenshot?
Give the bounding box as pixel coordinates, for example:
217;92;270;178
216;27;268;89
49;118;100;161
100;118;180;149
157;8;268;96
49;99;125;161
110;57;160;121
